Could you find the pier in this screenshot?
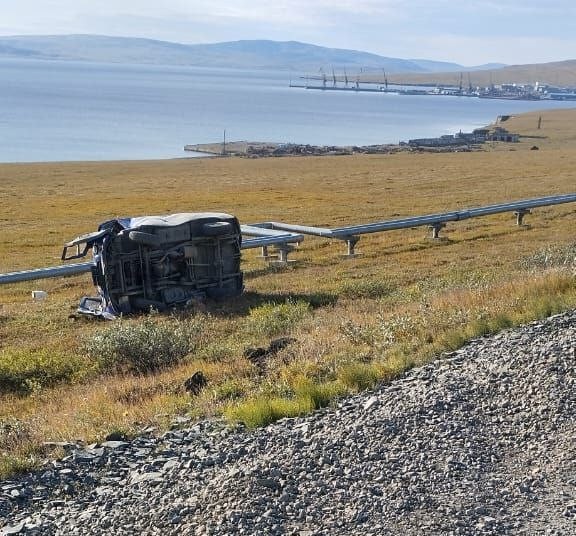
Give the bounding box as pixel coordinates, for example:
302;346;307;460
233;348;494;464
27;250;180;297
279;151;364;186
292;74;576;102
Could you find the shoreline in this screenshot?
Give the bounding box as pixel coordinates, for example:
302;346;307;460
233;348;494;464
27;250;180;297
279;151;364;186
183;121;500;158
1;107;573;165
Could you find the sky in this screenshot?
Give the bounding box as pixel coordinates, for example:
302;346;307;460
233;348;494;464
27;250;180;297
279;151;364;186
1;0;574;66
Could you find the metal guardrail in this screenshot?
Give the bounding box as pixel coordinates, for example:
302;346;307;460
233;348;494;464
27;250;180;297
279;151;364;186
0;193;574;285
241;224;303;249
262;193;576;255
0;225;304;285
0;262;95;285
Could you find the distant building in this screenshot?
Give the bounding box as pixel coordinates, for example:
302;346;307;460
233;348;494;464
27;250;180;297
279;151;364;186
408;136;465;147
408;130;486;147
487;127;519;142
472;128;490;140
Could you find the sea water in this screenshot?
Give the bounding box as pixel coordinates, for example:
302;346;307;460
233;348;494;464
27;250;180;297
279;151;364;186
0;58;572;163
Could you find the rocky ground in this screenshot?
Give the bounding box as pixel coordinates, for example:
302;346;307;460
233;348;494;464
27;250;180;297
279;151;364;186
1;310;575;535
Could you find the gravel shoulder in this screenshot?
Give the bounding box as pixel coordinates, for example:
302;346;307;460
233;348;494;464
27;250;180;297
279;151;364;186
1;311;575;535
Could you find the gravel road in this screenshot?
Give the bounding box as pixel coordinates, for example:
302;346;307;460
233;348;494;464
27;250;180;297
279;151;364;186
1;310;575;535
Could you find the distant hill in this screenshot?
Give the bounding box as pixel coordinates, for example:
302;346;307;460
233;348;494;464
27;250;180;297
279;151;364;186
2;35;572;85
0;34;505;74
381;59;576;88
408;59;506;73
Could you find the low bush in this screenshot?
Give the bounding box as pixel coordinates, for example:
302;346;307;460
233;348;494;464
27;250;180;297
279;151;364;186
226;376;346;428
293;377;346;409
0;454;38;480
225;396;312;428
212;379;248;402
0;349;90;394
246;299;310;337
196;342;237;363
339;279;395;299
84;316;199;374
337;362;380;391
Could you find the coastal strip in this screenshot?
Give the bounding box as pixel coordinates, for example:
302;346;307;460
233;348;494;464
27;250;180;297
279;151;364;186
184;121;521;158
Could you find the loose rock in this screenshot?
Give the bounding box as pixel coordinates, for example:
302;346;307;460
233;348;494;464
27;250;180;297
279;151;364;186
1;311;575;535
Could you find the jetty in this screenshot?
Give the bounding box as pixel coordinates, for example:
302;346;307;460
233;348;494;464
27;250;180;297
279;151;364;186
292;73;576;102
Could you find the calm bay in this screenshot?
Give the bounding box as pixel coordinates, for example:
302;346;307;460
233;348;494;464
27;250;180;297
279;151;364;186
0;58;572;163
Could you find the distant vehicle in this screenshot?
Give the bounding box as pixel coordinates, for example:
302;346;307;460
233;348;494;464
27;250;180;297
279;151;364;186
62;213;243;318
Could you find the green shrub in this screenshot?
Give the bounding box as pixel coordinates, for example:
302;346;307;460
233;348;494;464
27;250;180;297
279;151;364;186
486;313;514;333
213;379;247;401
84;316;198;374
528;296;562;321
293;378;346;409
225;396;312;428
339;279;395;299
435;330;469;353
197;342;237;363
226;376;346;428
0;349;90;394
305;292;338;308
246;299;310;337
0;455;38;479
337;362;380;391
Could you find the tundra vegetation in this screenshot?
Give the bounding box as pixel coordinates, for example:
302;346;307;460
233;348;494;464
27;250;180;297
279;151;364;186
0;109;575;477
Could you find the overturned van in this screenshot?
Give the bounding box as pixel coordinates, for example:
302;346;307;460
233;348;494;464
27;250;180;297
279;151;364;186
62;213;243;318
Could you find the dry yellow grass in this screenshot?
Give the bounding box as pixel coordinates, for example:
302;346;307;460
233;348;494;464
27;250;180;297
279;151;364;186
375;60;576;87
1;108;575;475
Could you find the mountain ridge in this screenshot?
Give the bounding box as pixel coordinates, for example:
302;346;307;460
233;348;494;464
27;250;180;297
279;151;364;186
2;35;574;85
0;34;505;73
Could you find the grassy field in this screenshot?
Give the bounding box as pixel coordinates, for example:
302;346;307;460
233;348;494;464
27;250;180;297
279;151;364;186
1;108;576;476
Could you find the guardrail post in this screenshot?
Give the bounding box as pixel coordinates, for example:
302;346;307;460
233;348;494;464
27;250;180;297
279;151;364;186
514;208;531;226
271;244;295;265
342;235;361;257
429;223;446;239
258;245;270;260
